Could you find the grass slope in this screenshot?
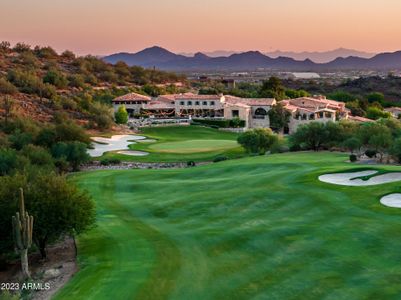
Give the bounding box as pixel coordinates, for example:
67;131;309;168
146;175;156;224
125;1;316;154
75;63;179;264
56;152;401;299
99;126;245;162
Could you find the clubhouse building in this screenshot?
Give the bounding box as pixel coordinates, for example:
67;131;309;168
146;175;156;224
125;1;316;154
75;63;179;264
112;92;372;133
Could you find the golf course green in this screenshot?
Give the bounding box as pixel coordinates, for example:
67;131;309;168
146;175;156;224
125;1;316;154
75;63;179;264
99;126;245;162
55;152;401;299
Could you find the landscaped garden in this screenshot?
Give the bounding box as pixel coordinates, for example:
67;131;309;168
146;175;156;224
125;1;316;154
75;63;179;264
55;152;401;299
96;126;245;162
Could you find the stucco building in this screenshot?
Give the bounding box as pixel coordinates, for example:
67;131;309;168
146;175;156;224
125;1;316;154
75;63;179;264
112;92;370;132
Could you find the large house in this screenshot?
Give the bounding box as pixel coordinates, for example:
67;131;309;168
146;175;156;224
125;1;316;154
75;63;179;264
112;92;371;133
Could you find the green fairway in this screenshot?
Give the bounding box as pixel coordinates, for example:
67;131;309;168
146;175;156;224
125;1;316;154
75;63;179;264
148;139;238;153
56;152;401;299
99;126;245;162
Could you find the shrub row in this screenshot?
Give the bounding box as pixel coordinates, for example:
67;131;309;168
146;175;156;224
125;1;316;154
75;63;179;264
192;118;245;128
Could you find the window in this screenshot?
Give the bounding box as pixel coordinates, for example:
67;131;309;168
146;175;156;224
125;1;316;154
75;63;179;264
187;101;192;105
195;101;200;105
210;101;215;106
325;112;332;118
203;101;207;105
302;114;307;120
232;110;239;118
319;112;324;118
180;101;185;105
309;114;315;120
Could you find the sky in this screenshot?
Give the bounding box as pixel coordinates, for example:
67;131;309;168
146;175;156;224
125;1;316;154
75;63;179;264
1;0;401;55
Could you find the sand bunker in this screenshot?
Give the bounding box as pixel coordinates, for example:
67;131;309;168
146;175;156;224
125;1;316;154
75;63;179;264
88;135;146;157
116;150;149;156
380;194;401;208
319;170;401;186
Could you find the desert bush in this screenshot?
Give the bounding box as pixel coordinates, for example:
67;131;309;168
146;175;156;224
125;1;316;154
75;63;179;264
365;149;377;158
349;154;357;162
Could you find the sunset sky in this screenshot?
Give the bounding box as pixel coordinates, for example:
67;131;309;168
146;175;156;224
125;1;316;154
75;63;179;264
1;0;401;55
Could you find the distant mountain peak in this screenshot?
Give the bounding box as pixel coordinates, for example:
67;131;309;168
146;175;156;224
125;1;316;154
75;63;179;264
103;47;401;71
193;52;210;59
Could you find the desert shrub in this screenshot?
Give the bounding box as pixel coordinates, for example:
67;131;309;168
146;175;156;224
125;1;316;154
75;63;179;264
8;130;33;150
34;46;58;59
90;102;114;129
365;149;377;158
13;42;31;53
0;78;18;94
18;51;40;69
61;50;75;60
21;144;54;166
60;97;78;110
0;148;18;176
187;161;196;167
100;158;121;166
51;141;90;171
349;154;357;162
43;69;68;88
68;74;87;88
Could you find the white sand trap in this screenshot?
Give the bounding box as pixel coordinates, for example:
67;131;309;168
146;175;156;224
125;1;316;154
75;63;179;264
116;150;149;156
319;170;401;186
88;135;146;157
380;194;401;208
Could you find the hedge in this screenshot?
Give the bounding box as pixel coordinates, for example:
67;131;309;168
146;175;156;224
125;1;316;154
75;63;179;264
192;118;245;128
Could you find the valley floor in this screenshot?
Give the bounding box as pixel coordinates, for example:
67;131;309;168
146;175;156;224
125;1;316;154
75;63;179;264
55;152;401;300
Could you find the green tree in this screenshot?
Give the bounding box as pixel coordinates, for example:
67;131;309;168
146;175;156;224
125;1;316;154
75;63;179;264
342;137;362;154
0;172;95;259
115;105;129;124
290;122;330;151
390;138;401;162
51;141;89;171
357;123;393;161
268;103;291;132
259;77;285;99
237;128;278;154
366;107;391;120
367;92;385;104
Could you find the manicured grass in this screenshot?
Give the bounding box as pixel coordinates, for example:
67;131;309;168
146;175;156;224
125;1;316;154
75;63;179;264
56;152;401;299
99;126;245;162
149;139;238;154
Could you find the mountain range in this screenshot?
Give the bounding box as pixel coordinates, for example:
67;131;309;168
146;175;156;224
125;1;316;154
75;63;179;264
103;46;401;71
179;48;376;63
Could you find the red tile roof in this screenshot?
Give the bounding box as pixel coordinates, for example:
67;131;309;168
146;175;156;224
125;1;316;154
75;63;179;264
226;97;276;106
113;92;151;102
348;115;374;123
143;100;175;110
175;94;223;100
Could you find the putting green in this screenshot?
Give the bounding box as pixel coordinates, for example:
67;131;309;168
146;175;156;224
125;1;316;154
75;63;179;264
56;152;401;299
148;139;238;153
99;126;246;162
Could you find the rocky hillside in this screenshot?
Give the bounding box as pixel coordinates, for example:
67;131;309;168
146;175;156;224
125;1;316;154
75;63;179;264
0;41;186;127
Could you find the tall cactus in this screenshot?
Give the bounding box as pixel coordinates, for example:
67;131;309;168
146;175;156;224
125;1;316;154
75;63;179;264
12;188;34;279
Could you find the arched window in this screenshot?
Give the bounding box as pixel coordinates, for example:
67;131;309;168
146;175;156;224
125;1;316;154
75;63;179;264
187;101;192;105
254;107;267;116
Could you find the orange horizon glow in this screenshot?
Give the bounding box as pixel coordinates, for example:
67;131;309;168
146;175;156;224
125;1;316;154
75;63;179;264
1;0;401;56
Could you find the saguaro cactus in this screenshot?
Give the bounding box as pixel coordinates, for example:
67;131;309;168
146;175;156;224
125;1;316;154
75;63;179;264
12;188;34;279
